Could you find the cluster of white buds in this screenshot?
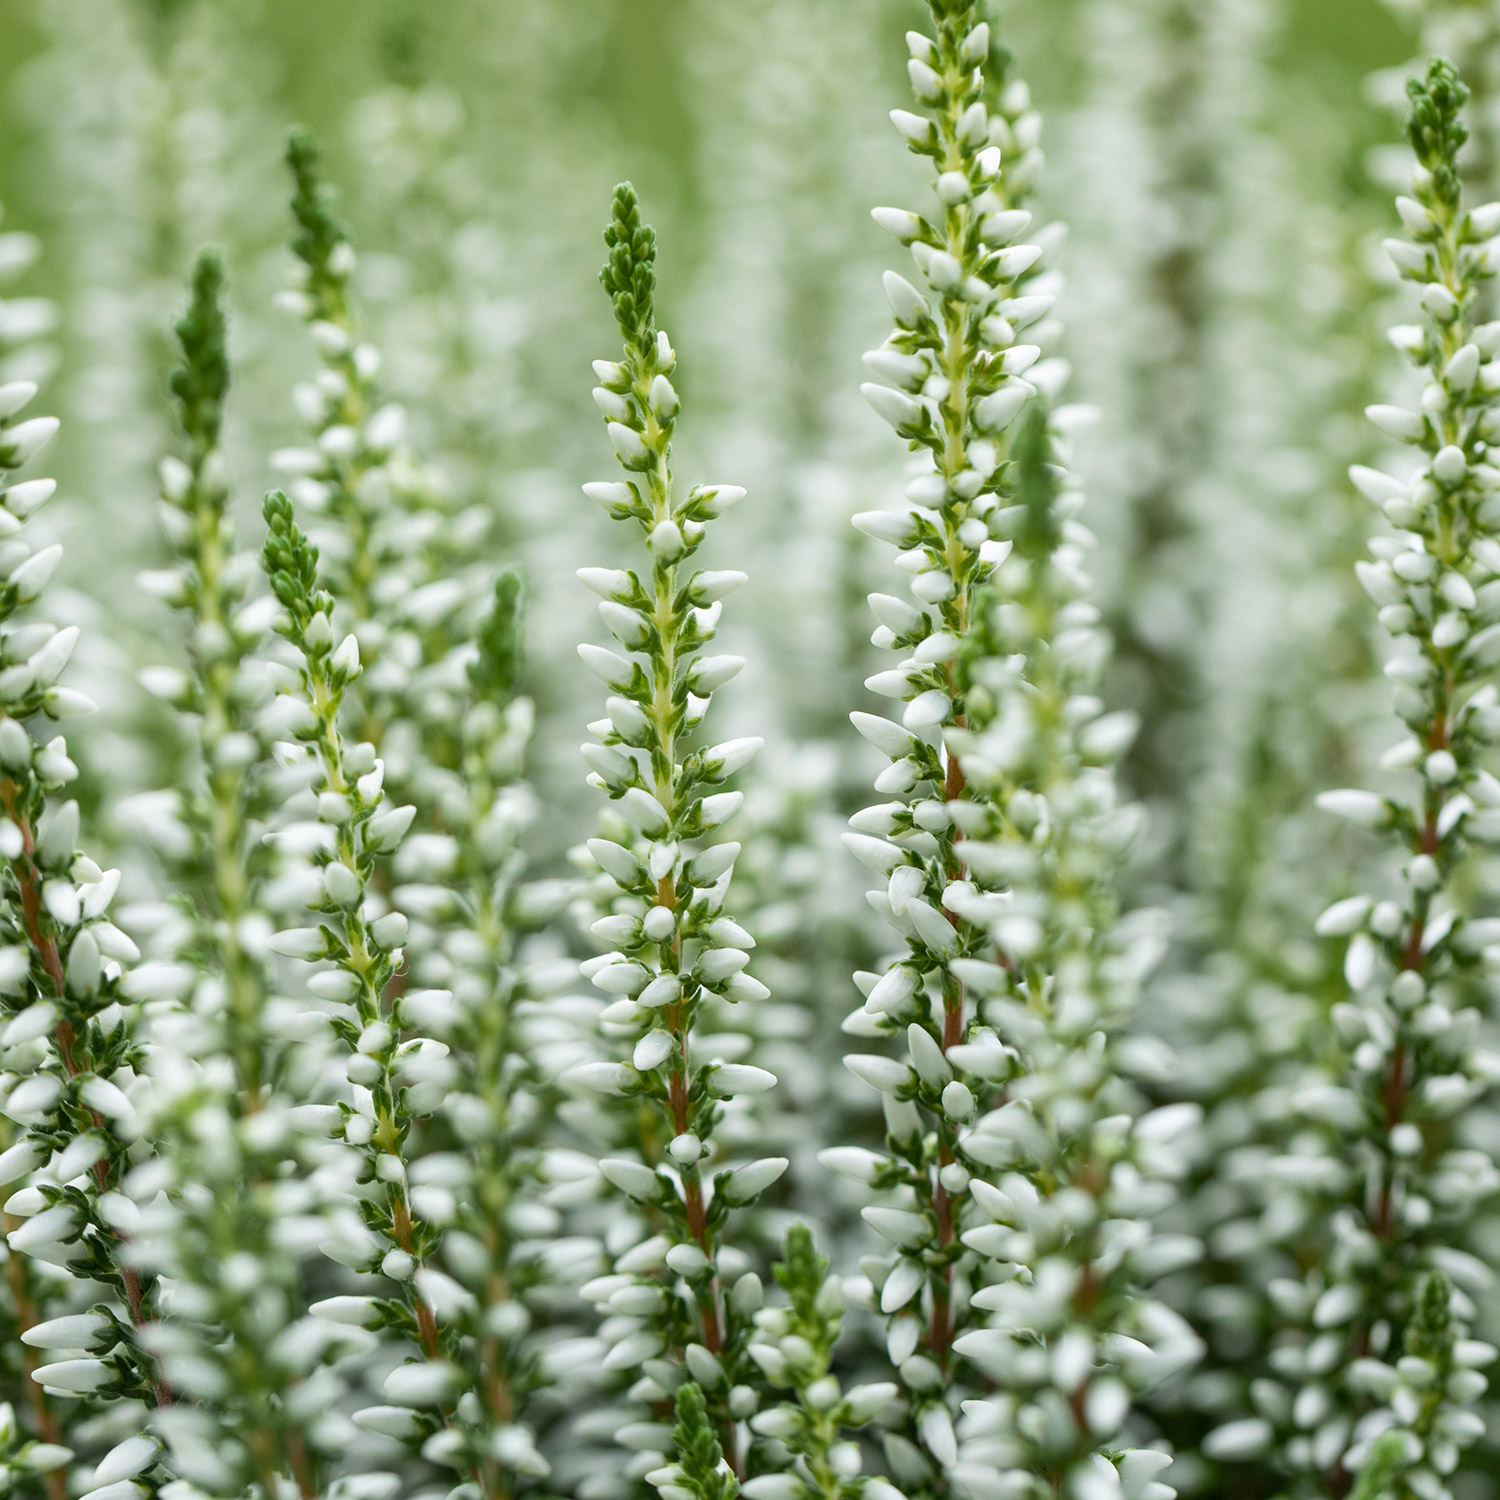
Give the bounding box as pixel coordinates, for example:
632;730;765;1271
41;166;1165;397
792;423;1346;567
837;6;1202;1497
259;487;495;1496
126;1064;362;1499
353;570;602;1496
115;250;364;1499
0;354;169;1431
734;1225;892;1500
1233;60;1500;1498
129;248;277;1090
926;421;1200;1500
568;182;781;1482
718;747;875;1210
277;133;591;1496
12;11;1500;1500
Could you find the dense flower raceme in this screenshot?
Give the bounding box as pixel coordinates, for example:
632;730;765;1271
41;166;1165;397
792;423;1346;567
275;128;500;780
0;8;1495;1500
120;249;351;1500
275;132;592;1500
196;131;599;1500
1216;60;1500;1499
0;210;82;1499
837;4;1202;1498
567;182;788;1482
656;1225;896;1500
0;279;177;1493
1065;0;1405;1474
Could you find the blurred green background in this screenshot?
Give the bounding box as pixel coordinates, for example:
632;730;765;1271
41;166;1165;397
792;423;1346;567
0;0;1416;314
0;0;1437;854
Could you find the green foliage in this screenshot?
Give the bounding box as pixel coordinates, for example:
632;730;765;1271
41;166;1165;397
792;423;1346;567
601;181;658;356
771;1223;835;1359
261;486;331;636
1406;57;1468;210
1351;1433;1406;1500
672;1383;739;1500
1010;400;1061;561
168;247;229;454
286;125;352;323
470;566;525;702
1405;1271;1454;1365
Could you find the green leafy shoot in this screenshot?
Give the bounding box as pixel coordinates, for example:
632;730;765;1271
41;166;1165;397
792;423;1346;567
286;126;352;323
469;567;525;703
1406;57;1468;213
600;181;657;358
669;1384;738;1500
168;248;229;457
261;488;333;642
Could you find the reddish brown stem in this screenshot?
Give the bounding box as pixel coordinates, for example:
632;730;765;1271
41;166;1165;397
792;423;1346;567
390;1197;441;1356
1;783;171;1404
3;1225;67;1500
284;1429;319;1500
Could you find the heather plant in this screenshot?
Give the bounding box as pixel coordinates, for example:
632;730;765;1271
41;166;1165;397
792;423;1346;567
125;248;342;1499
826;11;1205;1500
0;5;1499;1500
570;181;783;1476
0;279;168;1482
265;132;581;1500
1228;58;1500;1497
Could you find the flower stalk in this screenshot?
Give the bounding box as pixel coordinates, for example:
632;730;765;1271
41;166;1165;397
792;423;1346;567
1250;59;1500;1499
572;182;777;1476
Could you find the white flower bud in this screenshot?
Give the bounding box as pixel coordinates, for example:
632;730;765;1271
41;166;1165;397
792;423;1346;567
890;110;934;147
712;1063;777;1096
607;423;651;468
1315;789;1390;827
600;1157;662;1200
32;1359;111;1394
883;271;928;327
872;207;925;242
862;383;923;431
1366;404;1426;442
726;1157;788;1203
9;544;62;603
1;417;58;468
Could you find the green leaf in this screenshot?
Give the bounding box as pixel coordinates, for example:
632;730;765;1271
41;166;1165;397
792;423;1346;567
1406;58;1468;213
1349;1430;1406;1500
470;568;526;702
169;248;229;456
671;1383;737;1500
601;182;658;358
286;126;351;321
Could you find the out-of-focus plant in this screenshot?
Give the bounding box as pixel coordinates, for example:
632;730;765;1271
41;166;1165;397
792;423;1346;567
1212;58;1500;1499
0;6;1495;1500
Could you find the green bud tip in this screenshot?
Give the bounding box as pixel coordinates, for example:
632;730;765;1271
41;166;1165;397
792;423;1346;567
601;182;658;356
169;248;230;454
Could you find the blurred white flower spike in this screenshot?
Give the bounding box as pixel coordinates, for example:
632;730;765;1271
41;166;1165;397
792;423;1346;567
1251;59;1500;1499
0;221;169;1442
